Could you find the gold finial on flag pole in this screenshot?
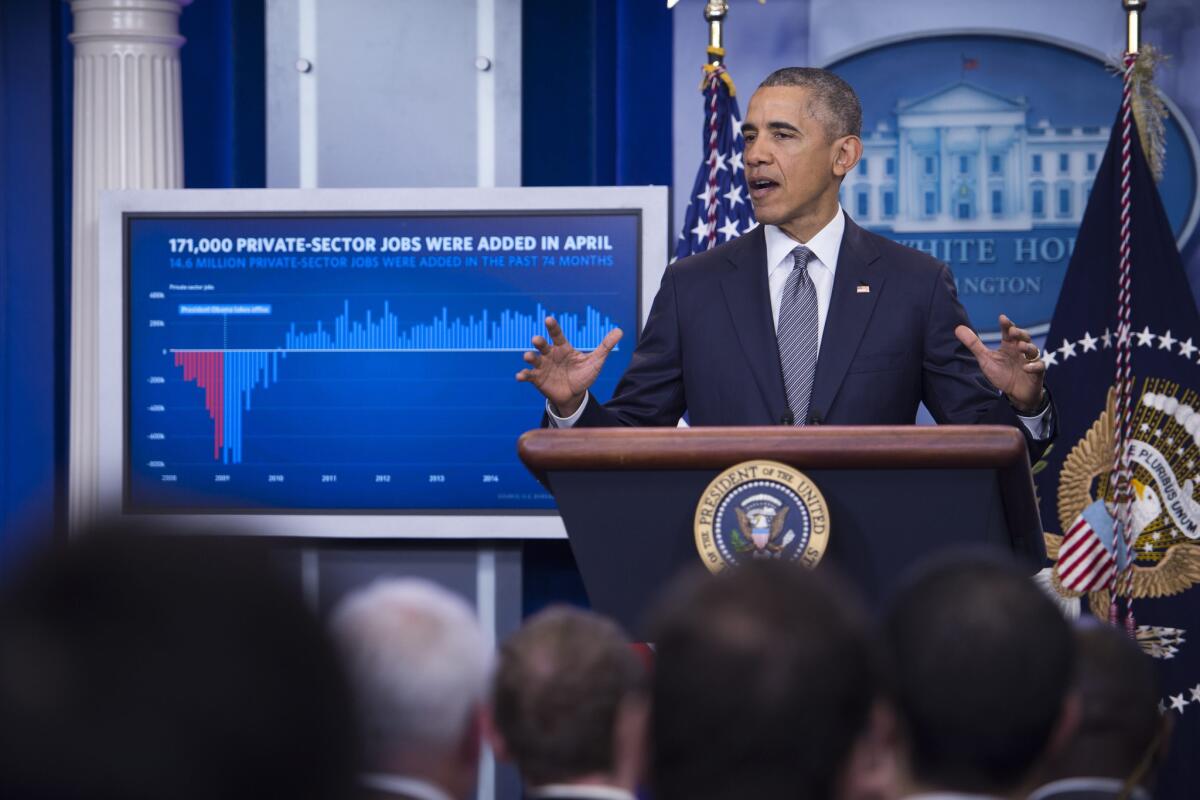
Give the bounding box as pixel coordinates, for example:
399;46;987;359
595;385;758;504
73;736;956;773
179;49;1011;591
665;0;729;65
1123;0;1147;55
667;0;766;67
704;1;729;65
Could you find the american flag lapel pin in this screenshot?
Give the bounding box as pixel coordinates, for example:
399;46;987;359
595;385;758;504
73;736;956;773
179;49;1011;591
856;282;870;294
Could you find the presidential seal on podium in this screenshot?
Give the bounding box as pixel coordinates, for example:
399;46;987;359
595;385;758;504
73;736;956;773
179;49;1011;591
694;460;830;573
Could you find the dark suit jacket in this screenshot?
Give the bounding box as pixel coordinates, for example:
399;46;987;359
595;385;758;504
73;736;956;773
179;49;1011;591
568;213;1054;460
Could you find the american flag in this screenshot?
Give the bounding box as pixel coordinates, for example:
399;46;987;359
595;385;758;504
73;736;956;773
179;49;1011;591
1054;498;1133;593
675;63;756;260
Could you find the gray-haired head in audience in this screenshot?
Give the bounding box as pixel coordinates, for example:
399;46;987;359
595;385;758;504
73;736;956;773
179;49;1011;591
330;578;493;800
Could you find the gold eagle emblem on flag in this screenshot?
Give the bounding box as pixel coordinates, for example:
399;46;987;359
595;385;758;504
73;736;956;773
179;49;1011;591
1044;383;1200;616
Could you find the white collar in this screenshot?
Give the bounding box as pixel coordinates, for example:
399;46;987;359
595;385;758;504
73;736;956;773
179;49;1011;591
527;785;637;800
902;793;1004;800
1028;777;1150;800
360;773;455;800
763;205;846;277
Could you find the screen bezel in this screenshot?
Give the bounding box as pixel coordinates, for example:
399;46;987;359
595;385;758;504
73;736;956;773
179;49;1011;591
95;187;669;539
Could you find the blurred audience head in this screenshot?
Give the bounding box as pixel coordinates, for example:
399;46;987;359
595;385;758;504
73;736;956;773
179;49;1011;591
490;605;649;792
882;551;1077;798
0;519;357;800
1029;620;1169;799
330;577;491;800
649;562;895;800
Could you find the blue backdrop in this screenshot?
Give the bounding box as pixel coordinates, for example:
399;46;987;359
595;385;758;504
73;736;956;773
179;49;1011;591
0;1;66;568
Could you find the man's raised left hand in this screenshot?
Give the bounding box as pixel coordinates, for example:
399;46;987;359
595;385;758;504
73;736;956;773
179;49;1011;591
955;314;1046;414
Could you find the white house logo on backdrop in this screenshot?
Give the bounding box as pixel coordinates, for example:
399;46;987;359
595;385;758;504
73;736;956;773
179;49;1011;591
848;82;1105;233
828;33;1200;338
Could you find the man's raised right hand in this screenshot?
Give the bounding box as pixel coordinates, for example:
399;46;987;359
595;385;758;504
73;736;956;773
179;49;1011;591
515;315;623;418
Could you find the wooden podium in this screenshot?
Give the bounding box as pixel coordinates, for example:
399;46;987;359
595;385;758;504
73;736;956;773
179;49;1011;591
519;425;1045;635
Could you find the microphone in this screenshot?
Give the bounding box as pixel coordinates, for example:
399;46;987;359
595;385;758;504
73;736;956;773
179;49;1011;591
808;411;823;426
780;408;794;425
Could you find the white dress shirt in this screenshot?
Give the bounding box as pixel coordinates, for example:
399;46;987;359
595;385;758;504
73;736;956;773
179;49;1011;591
527;784;638;800
1027;776;1150;800
360;773;454;800
548;207;1049;438
901;793;1004;800
762;207;844;349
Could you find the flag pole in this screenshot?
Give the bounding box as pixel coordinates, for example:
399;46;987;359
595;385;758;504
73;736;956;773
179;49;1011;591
1113;0;1147;634
666;0;732;65
705;1;729;65
1124;0;1146;55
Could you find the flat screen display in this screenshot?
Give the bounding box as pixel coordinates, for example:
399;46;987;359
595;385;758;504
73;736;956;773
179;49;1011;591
125;211;640;512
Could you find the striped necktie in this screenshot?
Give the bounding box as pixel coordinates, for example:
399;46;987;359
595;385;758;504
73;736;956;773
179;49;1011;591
777;245;819;425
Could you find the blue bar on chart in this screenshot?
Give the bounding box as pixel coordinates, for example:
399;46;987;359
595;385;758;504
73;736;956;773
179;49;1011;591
282;301;618;351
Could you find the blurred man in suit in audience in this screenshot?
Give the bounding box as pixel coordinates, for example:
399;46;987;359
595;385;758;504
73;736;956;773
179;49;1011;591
330;578;492;800
1027;621;1170;800
0;521;358;800
489;605;649;800
649;562;899;800
882;553;1079;800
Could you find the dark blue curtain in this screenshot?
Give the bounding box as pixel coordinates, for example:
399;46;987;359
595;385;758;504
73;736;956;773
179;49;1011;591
0;1;66;567
180;0;265;188
522;0;673;188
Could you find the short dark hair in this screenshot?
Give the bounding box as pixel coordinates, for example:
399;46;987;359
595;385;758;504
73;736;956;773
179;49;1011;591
1039;621;1164;784
649;563;883;800
882;552;1075;795
0;521;358;800
759;67;862;141
492;606;646;786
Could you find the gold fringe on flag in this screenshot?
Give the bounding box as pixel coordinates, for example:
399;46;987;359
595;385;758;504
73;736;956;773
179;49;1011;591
1111;44;1169;182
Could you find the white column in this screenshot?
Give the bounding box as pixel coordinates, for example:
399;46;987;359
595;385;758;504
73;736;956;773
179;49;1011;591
977;126;988;219
68;0;190;528
938;127;950;223
1016;126;1028;215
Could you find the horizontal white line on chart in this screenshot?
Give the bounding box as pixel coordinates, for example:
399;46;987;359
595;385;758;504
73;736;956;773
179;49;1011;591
168;348;611;353
161;291;621;296
161;377;545;383
158;434;527;439
165;321;613;328
157;406;538;411
151;462;525;470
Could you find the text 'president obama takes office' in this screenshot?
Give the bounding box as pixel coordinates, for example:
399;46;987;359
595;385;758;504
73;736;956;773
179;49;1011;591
517;68;1053;457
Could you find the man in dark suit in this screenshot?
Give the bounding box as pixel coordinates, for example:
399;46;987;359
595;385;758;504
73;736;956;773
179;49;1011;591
518;68;1053;457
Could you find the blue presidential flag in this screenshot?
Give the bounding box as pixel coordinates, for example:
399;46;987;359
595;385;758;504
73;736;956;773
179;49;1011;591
1035;102;1200;794
675;61;756;260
